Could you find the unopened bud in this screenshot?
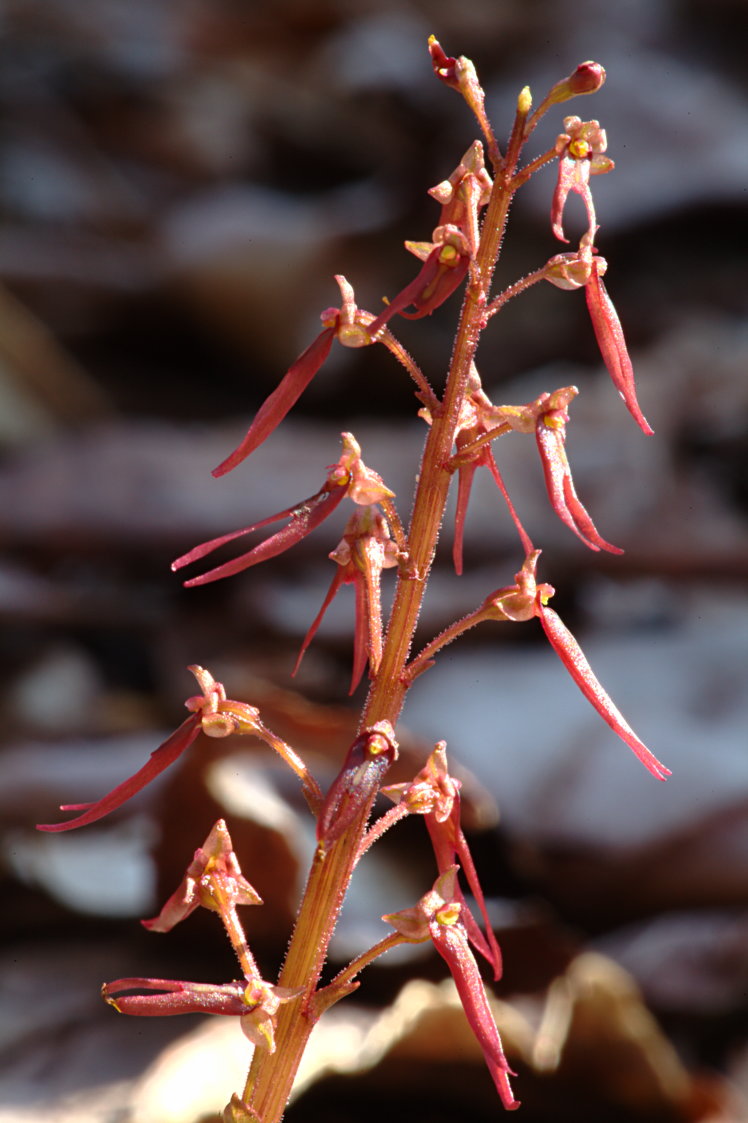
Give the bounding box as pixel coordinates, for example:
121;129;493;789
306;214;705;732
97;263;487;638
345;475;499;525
545;61;606;108
517;85;532;116
568;61;606;95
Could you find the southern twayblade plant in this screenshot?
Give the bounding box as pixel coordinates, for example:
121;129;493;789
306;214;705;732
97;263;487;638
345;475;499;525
38;40;669;1121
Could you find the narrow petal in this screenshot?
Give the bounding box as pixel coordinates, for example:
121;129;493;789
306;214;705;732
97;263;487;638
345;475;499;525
452;826;503;980
538;603;671;779
368;253;442;336
350;573;370;694
400;253;469;319
486;452;535;556
453;463;477;575
178;488;347;588
561;474;622;554
292;569;346;678
551;170;573;243
172;498;314;572
212;328;336;477
37;716;202;832
585;264;654;434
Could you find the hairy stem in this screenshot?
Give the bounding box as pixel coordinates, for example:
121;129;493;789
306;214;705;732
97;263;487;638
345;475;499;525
242;104;526;1123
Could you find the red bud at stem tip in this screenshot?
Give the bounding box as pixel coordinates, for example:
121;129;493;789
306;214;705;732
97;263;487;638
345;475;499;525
568;61;606;95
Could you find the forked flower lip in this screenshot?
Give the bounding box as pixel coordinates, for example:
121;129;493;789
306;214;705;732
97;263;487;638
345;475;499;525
174;433;394;589
212;277;374;477
36;667;266;832
483;551;670;780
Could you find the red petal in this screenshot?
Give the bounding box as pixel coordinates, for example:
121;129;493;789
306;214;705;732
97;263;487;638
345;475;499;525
486;452;534;556
453;463;477;575
349;573;369;695
538;604;670;779
104;977;246;1017
212;328;336;477
453;824;503;980
292;569;346;678
37;716;202;832
561;474;622;554
551;175;572;242
585;265;654;435
172;497;316;572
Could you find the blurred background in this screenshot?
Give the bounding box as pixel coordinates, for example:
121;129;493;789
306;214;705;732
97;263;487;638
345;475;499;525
1;0;748;1120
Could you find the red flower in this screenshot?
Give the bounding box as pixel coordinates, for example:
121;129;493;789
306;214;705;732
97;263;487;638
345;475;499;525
383;743;502;979
545;238;653;435
444;370;618;565
368;143;492;337
385;868;519;1111
213;276;372;477
103;975;300;1053
173;433;394;588
36;666;263;833
367;237;470;336
142;818;262;934
294;506;399;694
480;552;671;780
37;667;321;832
534;386;622;553
428;367;533;571
551;117;613;244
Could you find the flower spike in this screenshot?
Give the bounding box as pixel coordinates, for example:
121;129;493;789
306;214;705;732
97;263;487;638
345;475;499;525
213;276;372;477
385;868;519;1111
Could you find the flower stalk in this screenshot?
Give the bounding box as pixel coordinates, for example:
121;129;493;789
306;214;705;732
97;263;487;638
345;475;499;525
37;39;667;1123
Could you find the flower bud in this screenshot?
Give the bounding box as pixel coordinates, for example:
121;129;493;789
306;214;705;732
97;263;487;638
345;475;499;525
317;721;398;846
568;61;606;95
546;62;606;107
